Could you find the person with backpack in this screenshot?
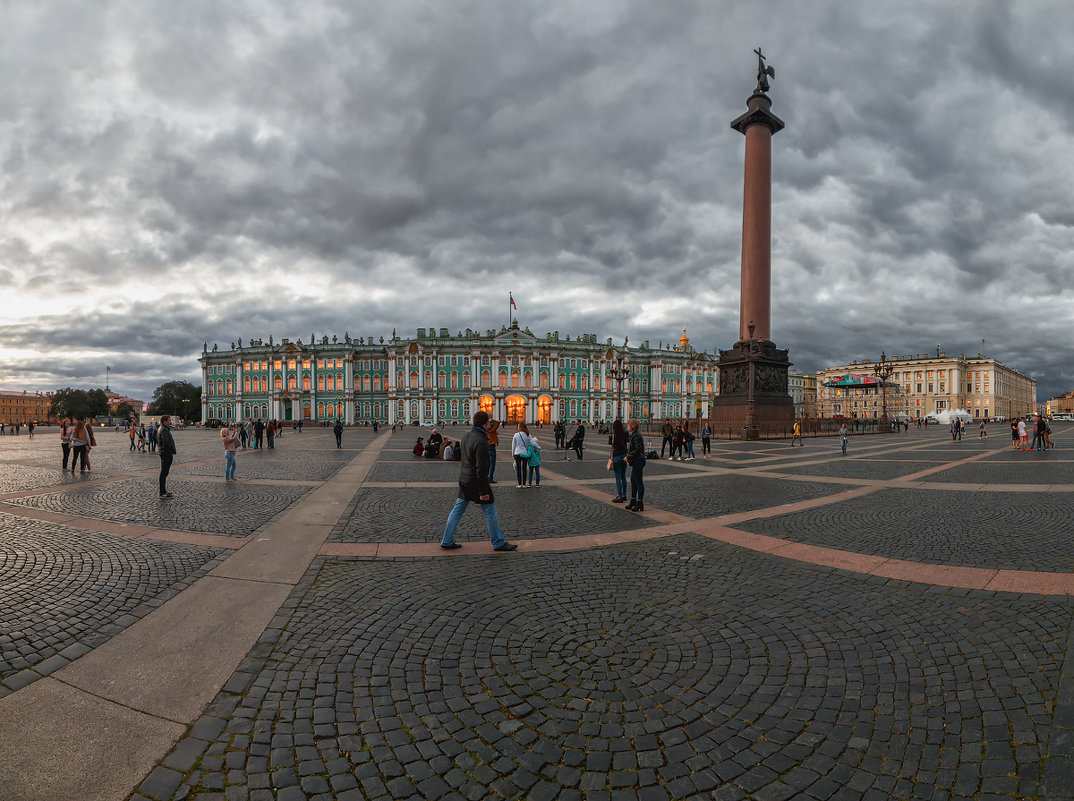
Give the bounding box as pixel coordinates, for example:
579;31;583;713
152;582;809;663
333;419;344;449
527;435;542;488
511;422;534;488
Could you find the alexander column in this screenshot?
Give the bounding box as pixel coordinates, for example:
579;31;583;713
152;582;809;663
711;48;794;438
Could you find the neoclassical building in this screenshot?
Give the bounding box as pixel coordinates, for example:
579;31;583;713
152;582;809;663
199;323;718;426
816;352;1036;420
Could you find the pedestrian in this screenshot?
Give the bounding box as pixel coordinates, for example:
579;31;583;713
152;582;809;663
254;419;265;449
158;414;176;497
27;420;34;438
950;419;958;441
660;418;673;458
59;417;72;470
1018;418;1029;450
511;422;534;488
701;423;711;455
69;419;92;472
527;435;542;487
569;420;585;459
625;418;646;512
129;422;137;451
221;426;239;481
839;423;848;455
791;419;803;447
486;418;500;483
1044;419;1054;450
239;422;249;449
333;419;344;448
1033;415;1046;451
439;411;517;552
979;420;987;439
670;423;684;460
266;419;276;449
1011;419;1019;449
609;419;628;502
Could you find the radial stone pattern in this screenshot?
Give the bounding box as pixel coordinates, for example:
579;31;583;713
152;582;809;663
148;536;1067;801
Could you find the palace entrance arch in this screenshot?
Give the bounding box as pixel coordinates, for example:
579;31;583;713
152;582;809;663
479;395;495;418
505;395;527;424
537;395;552;425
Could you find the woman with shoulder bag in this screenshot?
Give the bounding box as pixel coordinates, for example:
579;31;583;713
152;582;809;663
60;418;72;470
608;420;628;502
625;418;646;511
511;422;534;488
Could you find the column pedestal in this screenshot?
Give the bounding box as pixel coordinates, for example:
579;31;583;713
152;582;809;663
711;339;793;439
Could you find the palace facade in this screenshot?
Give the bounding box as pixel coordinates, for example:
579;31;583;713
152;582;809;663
198;323;718;426
0;390;52;426
816;353;1036;420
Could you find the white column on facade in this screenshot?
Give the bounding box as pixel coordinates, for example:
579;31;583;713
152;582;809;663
234;360;244;422
200;364;208;421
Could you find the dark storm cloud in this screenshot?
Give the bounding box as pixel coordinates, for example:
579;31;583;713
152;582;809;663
2;0;1074;402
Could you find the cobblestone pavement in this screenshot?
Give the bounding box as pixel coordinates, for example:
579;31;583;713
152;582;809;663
735;488;1074;572
0;513;227;698
771;459;943;480
332;486;660;543
6;478;311;535
178;458;346;482
920;458;1074;485
138;537;1073;801
5;426;1074;800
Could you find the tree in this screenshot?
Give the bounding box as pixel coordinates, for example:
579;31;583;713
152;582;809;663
148;381;202;421
86;388;110;418
49;388;93;421
114;402;137;420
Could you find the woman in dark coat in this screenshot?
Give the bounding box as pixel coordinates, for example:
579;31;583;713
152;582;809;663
625;418;646;512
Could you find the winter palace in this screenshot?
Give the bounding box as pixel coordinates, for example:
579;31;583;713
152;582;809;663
199;322;718;426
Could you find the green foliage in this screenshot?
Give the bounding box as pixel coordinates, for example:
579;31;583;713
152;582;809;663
49;388;99;421
114;402;137;420
148;380;202;421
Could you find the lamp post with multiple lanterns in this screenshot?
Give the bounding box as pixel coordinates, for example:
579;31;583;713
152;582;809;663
873;351;895;432
605;349;631;421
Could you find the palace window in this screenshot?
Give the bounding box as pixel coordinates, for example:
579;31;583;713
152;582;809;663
302;376;311;391
274;376;282;390
288;376;297;390
244;378;251;393
318;376;325;391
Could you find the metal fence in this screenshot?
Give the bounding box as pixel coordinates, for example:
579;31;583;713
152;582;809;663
642;418;895;441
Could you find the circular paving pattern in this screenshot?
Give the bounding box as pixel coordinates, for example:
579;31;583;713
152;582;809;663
6;479;311;536
0;514;226;697
154;538;1069;801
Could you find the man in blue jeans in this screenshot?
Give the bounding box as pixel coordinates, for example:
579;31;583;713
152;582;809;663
440;411;517;552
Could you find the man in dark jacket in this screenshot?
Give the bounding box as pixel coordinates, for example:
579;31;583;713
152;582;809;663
158;415;176;498
439;411;517;551
333;420;343;448
569;420;585;459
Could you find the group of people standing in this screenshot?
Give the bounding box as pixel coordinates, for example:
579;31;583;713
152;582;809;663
609;419;648;511
59;418;96;472
1013;416;1053;451
659;419;707;460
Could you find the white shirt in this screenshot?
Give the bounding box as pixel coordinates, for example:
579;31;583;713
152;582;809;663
511;431;533;456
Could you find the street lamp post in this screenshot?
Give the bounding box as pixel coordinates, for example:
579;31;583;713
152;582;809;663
873;351;894;433
605;349;630;421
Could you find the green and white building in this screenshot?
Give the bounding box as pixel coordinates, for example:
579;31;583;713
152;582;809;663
199;322;718;426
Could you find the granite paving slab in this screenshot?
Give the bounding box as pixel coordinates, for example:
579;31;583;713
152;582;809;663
143;536;1070;801
0;514;227;697
736;487;1074;571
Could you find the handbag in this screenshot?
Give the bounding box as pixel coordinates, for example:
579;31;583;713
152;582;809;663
606;457;614;471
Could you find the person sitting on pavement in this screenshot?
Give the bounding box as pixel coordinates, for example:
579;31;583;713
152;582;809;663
413;437;424;456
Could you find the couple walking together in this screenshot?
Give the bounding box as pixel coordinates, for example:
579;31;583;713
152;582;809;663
609;419;647;511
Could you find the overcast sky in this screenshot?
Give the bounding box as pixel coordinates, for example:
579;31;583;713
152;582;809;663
2;0;1072;405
